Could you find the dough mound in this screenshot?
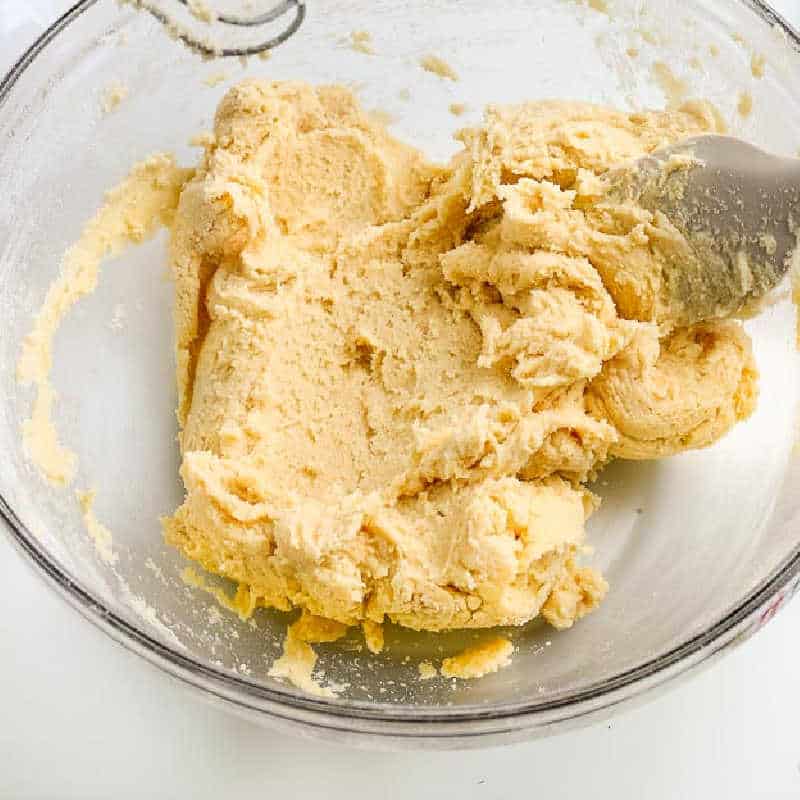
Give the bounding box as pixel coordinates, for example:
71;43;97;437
163;81;756;633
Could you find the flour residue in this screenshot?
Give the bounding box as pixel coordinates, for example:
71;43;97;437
77;488;118;565
109;303;127;332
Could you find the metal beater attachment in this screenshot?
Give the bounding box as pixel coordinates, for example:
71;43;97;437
136;0;306;57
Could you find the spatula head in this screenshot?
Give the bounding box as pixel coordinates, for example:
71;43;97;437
603;135;800;324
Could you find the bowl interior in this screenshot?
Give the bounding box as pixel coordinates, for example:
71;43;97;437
2;0;800;718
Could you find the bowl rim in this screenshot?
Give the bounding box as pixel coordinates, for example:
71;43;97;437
3;0;800;738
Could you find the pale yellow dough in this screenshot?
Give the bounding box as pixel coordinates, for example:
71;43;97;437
441;636;514;679
161;81;757;640
269;611;348;698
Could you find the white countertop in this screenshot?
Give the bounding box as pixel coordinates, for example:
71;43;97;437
3;2;800;797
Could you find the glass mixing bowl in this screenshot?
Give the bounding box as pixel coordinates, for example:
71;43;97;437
2;0;800;749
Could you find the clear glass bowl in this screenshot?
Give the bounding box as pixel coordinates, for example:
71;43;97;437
2;0;800;749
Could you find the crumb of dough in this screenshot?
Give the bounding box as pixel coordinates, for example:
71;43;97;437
737;91;753;118
418;661;438;680
187;0;217;23
16;154;192;486
101;82;129;113
626;47;639;58
419;54;458;81
347;30;374;55
441;637;514;679
258;50;272;62
688;56;702;71
162;81;757;644
269;612;347;697
77;488;117;565
181;566;257;620
651;62;689;107
202;71;229;88
750;53;765;78
398;88;411;101
709;43;720;57
732;32;746;46
362;620;385;654
449;102;467;116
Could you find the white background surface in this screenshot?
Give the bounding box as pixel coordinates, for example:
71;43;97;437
3;1;800;797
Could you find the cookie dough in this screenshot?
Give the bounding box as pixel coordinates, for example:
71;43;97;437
163;81;757;639
441;636;514;679
268;611;348;698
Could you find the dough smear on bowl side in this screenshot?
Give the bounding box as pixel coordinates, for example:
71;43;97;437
17;154;191;486
160;80;758;666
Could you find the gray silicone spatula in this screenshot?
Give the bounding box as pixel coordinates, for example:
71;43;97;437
602;135;800;324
